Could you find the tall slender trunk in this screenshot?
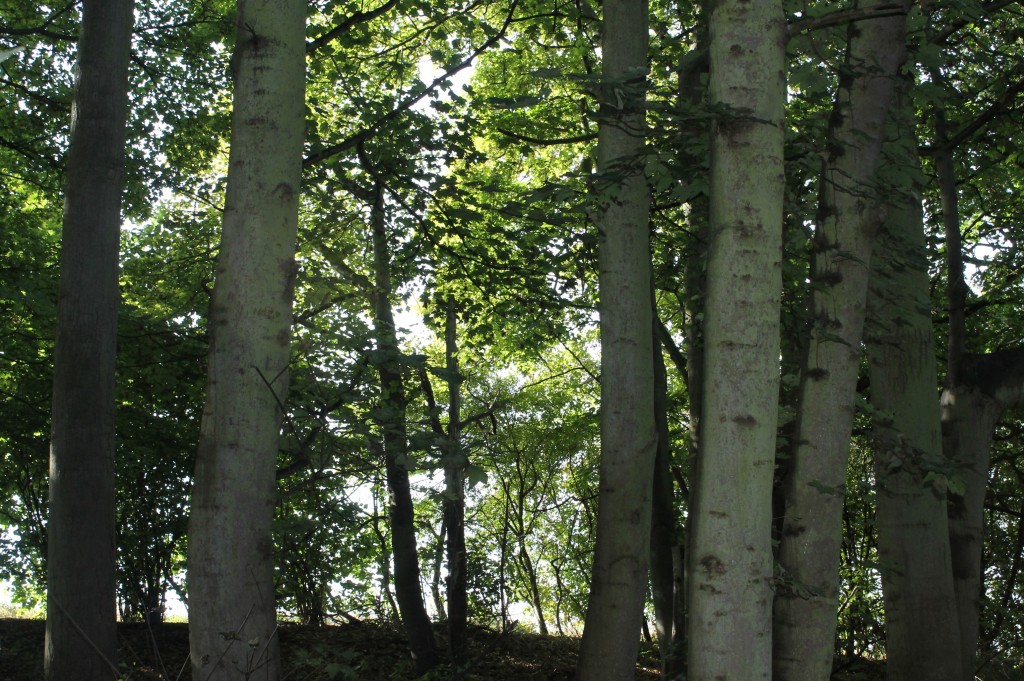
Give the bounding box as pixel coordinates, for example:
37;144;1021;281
518;540;548;635
498;494;512;631
371;488;401;621
943;386;1000;678
930;78;990;678
772;6;911;680
650;308;682;677
444;298;468;665
367;178;438;675
865;82;961;681
45;2;133;679
673;36;708;680
576;0;655;676
431;514;448;620
187;2;306;679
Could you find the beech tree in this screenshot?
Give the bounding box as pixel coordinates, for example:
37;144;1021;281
3;0;1024;678
576;0;656;677
926;16;1024;672
865;82;961;680
686;0;785;677
186;1;306;678
44;1;133;679
773;4;912;679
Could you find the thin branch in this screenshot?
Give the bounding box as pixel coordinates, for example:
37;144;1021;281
459;401;506;431
558;339;600;384
0;2;77;42
787;3;907;37
419;367;447;437
53;602;122;678
495;127;597;146
306;0;403;54
303;0;520;168
920;76;1024;155
657;318;688;379
928;0;1023;45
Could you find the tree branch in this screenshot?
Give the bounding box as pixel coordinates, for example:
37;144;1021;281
657;318;688;379
920;75;1024;155
419;367;447;437
0;2;77;42
303;0;520;168
927;0;1023;46
306;0;403;54
495;127;597;146
787;3;907;37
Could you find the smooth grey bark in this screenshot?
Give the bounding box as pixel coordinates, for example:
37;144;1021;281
575;0;655;676
686;0;785;677
186;2;305;678
865;85;961;681
772;6;911;680
45;2;133;679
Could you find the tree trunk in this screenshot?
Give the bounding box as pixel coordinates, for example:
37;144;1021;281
772;5;910;680
367;178;439;675
518;540;549;635
45;2;133;679
943;350;1024;677
865;84;961;681
931;59;1024;673
686;0;785;676
431;514;448;620
444;298;469;665
650;312;683;677
676;12;708;580
186;2;305;678
371;489;401;621
575;0;656;676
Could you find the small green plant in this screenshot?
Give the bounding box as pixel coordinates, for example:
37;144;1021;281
290;642;361;680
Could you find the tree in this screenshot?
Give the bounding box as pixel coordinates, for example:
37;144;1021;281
443;298;469;665
686;0;785;677
4;0;1024;676
364;166;439;674
923;14;1024;672
186;0;305;678
575;0;657;676
44;1;133;679
865;80;961;680
773;5;912;679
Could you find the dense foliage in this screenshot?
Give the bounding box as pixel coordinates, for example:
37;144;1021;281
1;0;1023;676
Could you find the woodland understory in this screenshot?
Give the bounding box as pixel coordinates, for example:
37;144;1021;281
1;0;1024;680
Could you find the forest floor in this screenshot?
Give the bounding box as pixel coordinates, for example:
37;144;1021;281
0;616;895;680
